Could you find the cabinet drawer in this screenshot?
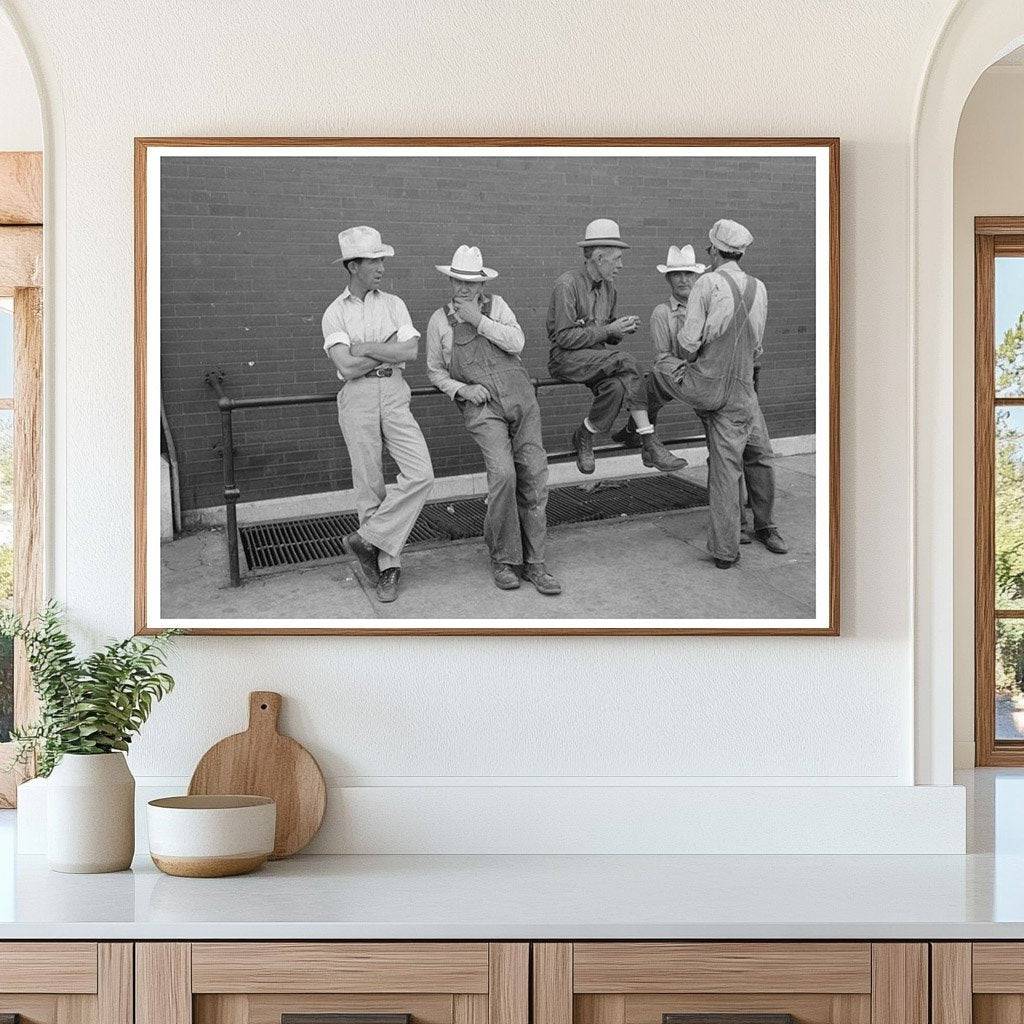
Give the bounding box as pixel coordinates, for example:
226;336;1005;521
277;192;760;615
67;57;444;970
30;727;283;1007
139;942;528;1024
191;943;490;993
0;942;98;993
535;943;925;1024
572;943;872;994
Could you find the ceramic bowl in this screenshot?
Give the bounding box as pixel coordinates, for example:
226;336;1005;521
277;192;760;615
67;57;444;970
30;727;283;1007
146;795;276;877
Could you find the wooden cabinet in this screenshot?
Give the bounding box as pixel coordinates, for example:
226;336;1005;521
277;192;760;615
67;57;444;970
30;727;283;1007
533;943;928;1024
136;943;528;1024
931;943;1024;1024
0;942;132;1024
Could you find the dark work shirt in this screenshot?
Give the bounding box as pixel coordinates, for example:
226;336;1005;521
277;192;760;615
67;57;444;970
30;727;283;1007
546;266;618;352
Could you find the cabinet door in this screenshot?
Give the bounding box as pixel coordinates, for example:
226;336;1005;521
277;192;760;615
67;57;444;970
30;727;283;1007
137;943;528;1024
937;942;1024;1024
534;943;927;1024
0;942;132;1024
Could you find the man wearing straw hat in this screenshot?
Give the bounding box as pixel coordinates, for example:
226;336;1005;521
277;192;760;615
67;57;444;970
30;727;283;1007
646;223;786;568
321;225;434;603
425;245;561;596
546;218;688;476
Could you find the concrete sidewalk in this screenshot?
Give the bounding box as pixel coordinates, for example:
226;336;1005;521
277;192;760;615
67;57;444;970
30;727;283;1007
160;453;817;622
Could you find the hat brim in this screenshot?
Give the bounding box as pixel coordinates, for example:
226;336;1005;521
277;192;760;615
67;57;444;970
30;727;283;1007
436;265;499;281
658;264;707;275
332;245;395;264
577;238;630;249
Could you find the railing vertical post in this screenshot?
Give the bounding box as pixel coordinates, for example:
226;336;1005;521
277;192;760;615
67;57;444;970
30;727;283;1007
219;398;241;587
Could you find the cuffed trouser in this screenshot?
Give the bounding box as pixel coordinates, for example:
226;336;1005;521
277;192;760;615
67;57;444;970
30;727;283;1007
740;403;775;533
549;347;648;434
462;398;549;566
337;373;434;570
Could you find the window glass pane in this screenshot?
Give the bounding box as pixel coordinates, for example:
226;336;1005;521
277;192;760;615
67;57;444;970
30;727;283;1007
997;407;1024;610
0;300;12;400
0;409;11;742
997;619;1024;740
996;257;1024;397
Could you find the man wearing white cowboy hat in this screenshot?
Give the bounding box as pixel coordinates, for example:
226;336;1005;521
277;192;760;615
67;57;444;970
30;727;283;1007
546;218;687;476
646;220;785;568
321;225;434;603
425;245;561;596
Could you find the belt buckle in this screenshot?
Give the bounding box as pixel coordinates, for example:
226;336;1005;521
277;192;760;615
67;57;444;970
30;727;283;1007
374;366;393;378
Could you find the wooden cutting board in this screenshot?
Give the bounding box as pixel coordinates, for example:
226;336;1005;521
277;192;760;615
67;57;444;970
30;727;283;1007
188;691;326;859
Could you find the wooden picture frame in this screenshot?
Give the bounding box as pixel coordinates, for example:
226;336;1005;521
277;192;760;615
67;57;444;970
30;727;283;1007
135;137;840;637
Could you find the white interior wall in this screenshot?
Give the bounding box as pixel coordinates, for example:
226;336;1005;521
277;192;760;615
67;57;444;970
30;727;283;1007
952;63;1024;768
0;0;980;852
0;8;40;151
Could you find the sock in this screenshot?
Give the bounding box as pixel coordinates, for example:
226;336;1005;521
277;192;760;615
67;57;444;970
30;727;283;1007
636;425;654;435
630;409;654;435
583;417;598;434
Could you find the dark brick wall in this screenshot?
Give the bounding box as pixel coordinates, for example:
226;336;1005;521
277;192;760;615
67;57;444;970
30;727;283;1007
160;154;817;512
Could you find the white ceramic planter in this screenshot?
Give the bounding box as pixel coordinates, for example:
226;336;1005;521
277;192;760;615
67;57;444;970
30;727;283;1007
46;752;135;873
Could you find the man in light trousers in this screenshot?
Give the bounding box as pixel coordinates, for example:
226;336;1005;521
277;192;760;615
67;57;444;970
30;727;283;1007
321;226;434;603
426;245;561;596
646;221;785;568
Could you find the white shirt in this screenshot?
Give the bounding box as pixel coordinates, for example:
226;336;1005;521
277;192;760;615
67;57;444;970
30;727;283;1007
678;262;767;358
424;294;526;401
321;287;420;380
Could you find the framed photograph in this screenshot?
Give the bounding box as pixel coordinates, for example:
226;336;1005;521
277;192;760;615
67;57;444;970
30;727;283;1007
135;137;839;636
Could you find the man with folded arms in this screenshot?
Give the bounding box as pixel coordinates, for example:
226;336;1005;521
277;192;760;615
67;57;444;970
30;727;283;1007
321;225;434;603
646;223;786;568
546;218;687;476
426;245;561;596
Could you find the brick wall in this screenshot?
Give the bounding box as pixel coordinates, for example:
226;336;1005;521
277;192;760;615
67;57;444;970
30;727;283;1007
160;154;817;511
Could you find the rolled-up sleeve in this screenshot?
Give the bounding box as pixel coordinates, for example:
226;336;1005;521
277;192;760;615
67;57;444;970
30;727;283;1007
678;276;713;354
650;304;684;375
478;295;525;354
321;306;351;352
390;297;421;343
549;276;611;350
425;309;465;401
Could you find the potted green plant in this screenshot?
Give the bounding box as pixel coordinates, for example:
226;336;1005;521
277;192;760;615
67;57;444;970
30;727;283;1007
2;603;178;873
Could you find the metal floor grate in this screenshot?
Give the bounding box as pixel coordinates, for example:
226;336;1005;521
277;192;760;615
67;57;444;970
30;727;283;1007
239;474;709;573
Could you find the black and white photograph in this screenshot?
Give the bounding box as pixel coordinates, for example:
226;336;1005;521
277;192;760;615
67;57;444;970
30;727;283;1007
137;139;838;635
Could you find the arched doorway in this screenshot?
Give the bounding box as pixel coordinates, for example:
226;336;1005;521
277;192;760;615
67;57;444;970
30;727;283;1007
914;0;1024;785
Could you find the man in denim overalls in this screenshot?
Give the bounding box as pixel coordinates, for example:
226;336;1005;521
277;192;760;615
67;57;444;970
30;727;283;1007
647;220;785;568
425;246;561;596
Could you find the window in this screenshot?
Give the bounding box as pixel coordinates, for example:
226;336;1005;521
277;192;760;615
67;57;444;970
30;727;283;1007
976;221;1024;764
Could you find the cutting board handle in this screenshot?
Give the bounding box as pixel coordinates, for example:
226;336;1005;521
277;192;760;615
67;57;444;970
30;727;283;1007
248;691;282;734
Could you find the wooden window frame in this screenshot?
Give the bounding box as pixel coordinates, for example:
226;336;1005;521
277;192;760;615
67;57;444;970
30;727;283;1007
0;151;43;807
976;217;1024;765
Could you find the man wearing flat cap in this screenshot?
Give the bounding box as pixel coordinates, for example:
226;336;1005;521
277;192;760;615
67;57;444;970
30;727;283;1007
321;225;434;603
647;220;786;568
546;218;687;475
426;245;561;596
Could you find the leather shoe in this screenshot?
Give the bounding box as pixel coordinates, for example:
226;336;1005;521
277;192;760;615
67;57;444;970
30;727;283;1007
523;562;562;596
492;563;521;590
344;531;380;586
714;557;738;569
376;567;401;602
611;421;643;449
755;527;789;554
572;424;596;474
640;433;688;472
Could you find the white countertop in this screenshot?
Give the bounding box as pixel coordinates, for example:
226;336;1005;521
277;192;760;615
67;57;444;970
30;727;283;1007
2;850;1024;940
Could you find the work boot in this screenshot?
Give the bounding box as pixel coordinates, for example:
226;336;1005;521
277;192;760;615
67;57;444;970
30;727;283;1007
714;556;738;569
572;424;596;475
611;420;643;449
492;562;521;590
523;562;562;596
640;433;688;472
376;567;401;603
344;531;380;586
755;527;789;554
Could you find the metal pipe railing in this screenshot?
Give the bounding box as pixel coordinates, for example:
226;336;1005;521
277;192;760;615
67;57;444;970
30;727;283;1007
203;370;704;586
